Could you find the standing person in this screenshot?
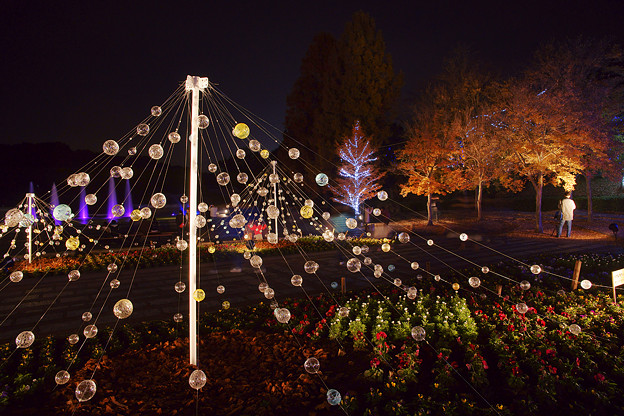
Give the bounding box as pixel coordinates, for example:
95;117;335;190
557;192;576;238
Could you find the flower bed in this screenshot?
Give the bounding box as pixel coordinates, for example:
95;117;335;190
2;253;624;415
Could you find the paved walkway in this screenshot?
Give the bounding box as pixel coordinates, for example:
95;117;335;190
0;229;622;342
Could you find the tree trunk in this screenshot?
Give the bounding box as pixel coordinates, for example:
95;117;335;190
586;175;593;223
476;181;483;221
427;193;433;226
535;174;543;233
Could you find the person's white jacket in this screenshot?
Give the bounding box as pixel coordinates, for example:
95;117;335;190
560;197;576;221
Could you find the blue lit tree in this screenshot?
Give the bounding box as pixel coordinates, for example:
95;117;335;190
331;121;384;215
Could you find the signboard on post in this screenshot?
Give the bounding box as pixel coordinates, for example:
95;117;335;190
611;268;624;303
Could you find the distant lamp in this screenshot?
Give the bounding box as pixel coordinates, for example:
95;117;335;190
609;223;619;240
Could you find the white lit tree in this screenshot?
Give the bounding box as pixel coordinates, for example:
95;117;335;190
331;121;384;214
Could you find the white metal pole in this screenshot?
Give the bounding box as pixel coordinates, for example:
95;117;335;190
26;193;34;264
185;75;208;366
271;161;278;239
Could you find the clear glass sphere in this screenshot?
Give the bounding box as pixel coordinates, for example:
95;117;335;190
377;191;388;201
53;204;73;221
128;147;137;155
269;173;280;184
363;257;372;266
346;258;361;273
381;243;391;252
197;115;210;129
236;149;246;159
266;205;280;219
68;269;80;281
189;369;207;390
198;202;208;212
267;232;278;244
110;166;122;178
111;204;125;217
372;208;381;216
103;140;119;155
173;313;183;322
68;334;79;345
516;302;528;314
83;325;98;339
148;144;164;160
75;379;97;402
327;389;341;406
398;232;410;243
250;255;263;268
322;212;331;220
175;281;186;293
275;308;291;323
481;266;490;274
150;193;167;209
569;324;582;335
291;274;303;286
288;148;300;159
216;285;225;294
216;172;230;186
304;260;319;274
315;173;328;186
151;106;162;116
168;131;181;143
208;163;217;173
55;370;70;385
176;239;188;251
469;276;481;288
258;282;268;292
293;173;304;183
264;288;275;299
15;331;35;348
249;139;261;152
137;123;150;136
322;229;334;242
121;167;133;179
82;311;92;322
113;299;133;319
459;233;468;241
338;306;350;318
345;218;357;229
85;193;97;206
109;279;120;289
580;279;592;290
407;286;418;300
107;263;118;273
352;246;361;255
304;357;320;374
195;215;207;228
237;172;248;184
140;207;152;219
530;265;541;274
10;271;23;282
257;187;269;197
411;326;426;341
520;280;531;291
229;214;246;228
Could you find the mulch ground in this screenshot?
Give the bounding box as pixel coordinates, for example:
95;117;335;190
10;329;366;416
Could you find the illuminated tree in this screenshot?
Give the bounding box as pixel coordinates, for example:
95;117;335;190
398;90;465;225
331;121;384;214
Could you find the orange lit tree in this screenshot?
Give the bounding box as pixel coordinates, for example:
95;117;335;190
398;90;465;225
330;121;384;215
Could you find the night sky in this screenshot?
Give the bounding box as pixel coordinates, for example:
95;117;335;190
1;0;623;155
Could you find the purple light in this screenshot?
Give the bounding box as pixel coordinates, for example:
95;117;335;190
123;179;133;218
107;177;118;220
50;183;60;225
78;187;89;224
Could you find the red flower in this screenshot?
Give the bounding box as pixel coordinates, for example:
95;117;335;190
595;373;605;382
376;331;387;341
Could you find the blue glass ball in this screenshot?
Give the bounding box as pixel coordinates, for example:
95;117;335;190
326;389;341;406
330;281;338;289
315;173;329;186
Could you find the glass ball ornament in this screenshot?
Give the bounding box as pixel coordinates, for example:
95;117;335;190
65;236;80;251
174;281;186;293
82;311;92;322
176;239;188;251
372;207;381;216
222;301;231;310
137;123;150;136
109;279;120;289
481;266;490;274
250;255;263;268
315;173;329;186
248;139;261;152
275;308;291;323
322;211;331;220
110;166;122;178
411;326;426;341
168;131;181;143
85;193;97;206
520;280;531;291
103;140;119;155
55;370;70;385
197;115;210;129
338;306;350;318
180;195;189;204
288;148;300;159
83;325;98;339
107;263;118;273
304;260;319;274
76;172;91;186
207;245;216;254
243;251;252;260
229;214;246;228
151;106;162;116
15;331;35;348
189;369;207;390
195;215;207;228
121;167;133;179
322;229;335;242
300;205;313;219
516;302;528;314
293;172;304;183
232;123;250;139
530;265;541;274
304;199;314;207
394;278;402;287
363;257;372;266
258;282;268;293
411;262;419;270
4;208;24;227
68;269;80;281
346;258;361;273
113;299;133;319
381;243;391;252
398;232;410;243
377;191;388;201
434;275;441;281
68;334;79;345
580;279;592;290
198;202;208;212
264;288;275;299
331;281;339;289
130;209;142;222
173;313;183;323
257;187;269;197
75;379;97;402
260;149;270;159
452;282;460;291
53;204;73;221
569;324;582;335
468;276;481;288
150;193;167;209
237;172;248;184
345;218;357;229
304;357;320;374
148;144;164;160
427;239;434;246
459;233;468;241
9;271;23;282
216;285;225;294
128;147;137;155
327;389;341;406
19;213;35;228
269;173;280;184
140;207;152;219
193;289;206;302
216;172;230;186
208;163;217;173
388;264;396;272
236;148;246;159
266;205;280;219
352;246;361;255
111;204;125;217
407;286;418;300
267;232;278;244
287;274;303;287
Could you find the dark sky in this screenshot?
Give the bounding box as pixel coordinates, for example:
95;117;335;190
1;0;623;153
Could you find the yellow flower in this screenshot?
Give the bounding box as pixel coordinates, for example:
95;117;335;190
434;383;439;388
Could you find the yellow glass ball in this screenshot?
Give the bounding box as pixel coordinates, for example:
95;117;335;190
452;283;460;291
381;243;391;252
65;236;80;251
222;301;230;310
232;123;250;139
193;289;206;302
260;149;270;159
130;209;142;222
300;205;313;219
208;245;216;254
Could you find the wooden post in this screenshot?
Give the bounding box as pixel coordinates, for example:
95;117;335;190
425;262;431;273
496;284;502;297
340;277;346;294
571;260;582;290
